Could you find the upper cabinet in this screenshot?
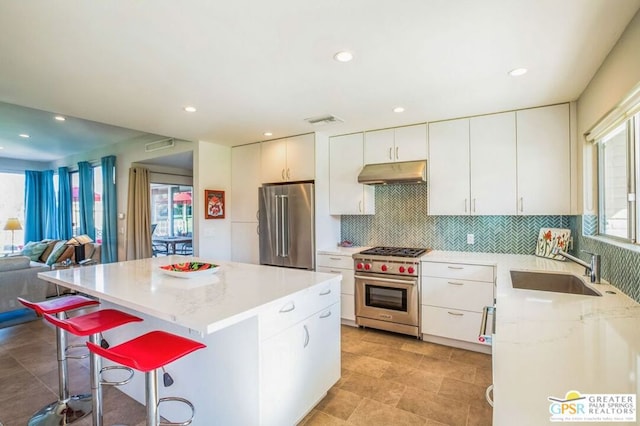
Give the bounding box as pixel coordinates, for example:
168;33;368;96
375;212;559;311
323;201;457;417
364;124;427;164
329;133;375;215
231;143;261;222
516;104;570;215
261;134;315;183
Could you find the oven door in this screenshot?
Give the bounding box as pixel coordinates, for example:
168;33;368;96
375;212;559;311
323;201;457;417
354;273;419;327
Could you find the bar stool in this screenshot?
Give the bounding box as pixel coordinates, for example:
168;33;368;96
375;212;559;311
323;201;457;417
17;295;100;425
87;330;206;426
44;309;143;426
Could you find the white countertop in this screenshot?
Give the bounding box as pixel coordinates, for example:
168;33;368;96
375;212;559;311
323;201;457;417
38;256;340;335
317;246;369;256
422;250;640;426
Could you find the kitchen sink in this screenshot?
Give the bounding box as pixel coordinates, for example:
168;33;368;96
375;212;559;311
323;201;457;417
510;270;602;296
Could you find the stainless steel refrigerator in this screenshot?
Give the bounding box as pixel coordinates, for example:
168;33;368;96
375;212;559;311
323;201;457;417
259;183;315;270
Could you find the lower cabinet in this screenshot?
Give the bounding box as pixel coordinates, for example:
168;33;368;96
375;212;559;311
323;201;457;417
421;261;495;349
317;253;355;321
259;281;340;426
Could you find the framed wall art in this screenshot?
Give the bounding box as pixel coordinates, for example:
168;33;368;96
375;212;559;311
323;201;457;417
204;189;225;219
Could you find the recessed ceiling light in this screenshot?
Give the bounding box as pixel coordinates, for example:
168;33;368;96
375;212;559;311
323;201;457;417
393;107;405;113
19;134;30;138
509;68;528;76
0;146;3;150
333;51;353;62
184;106;197;113
54;116;66;121
264;132;273;137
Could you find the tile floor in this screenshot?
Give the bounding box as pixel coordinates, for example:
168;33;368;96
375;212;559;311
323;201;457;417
0;318;492;426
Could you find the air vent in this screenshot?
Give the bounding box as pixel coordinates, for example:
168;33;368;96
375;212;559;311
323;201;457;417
145;138;175;152
305;115;344;126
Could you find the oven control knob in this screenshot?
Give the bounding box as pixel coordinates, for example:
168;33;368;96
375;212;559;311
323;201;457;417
364;263;371;270
399;266;406;273
356;262;364;270
407;266;415;274
381;264;388;272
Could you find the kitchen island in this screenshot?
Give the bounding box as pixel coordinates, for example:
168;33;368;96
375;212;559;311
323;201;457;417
38;256;342;426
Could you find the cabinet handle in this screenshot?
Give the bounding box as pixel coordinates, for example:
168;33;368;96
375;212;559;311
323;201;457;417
256;224;260;235
303;325;310;348
329;256;341;260
256;210;259;220
319;288;332;296
279;302;295;313
519;197;524;212
473;198;476;213
464;199;468;213
329;270;342;274
447;311;464;316
281;169;285;180
448;281;464;286
358;200;362;213
388;147;393;160
320;310;332;319
395;146;399;160
447;266;464;270
286;168;291;180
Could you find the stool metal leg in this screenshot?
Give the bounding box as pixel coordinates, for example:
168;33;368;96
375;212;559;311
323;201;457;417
146;370;160;426
90;333;103;426
28;312;92;425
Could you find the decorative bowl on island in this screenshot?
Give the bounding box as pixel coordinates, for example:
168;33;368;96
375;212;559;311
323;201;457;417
159;262;220;278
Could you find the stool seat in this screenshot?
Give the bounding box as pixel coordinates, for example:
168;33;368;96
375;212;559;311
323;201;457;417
18;295;99;315
44;309;143;336
87;330;206;372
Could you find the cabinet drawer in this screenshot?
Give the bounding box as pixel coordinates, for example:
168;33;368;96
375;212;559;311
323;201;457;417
260;280;339;340
422;277;493;312
317;254;353;269
422;261;494;282
421;305;483;344
340;294;355;321
317;266;355;295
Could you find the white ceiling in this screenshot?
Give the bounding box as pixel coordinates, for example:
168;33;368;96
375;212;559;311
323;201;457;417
1;0;639;160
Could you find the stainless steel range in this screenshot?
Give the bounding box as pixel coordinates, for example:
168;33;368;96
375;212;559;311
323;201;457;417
353;246;429;337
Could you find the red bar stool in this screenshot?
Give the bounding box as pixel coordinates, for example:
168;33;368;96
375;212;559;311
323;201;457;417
17;295;100;425
44;309;143;426
87;331;206;426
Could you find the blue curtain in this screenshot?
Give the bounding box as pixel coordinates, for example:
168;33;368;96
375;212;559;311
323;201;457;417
42;170;58;239
57;167;73;240
101;155;117;263
24;171;43;242
78;161;95;240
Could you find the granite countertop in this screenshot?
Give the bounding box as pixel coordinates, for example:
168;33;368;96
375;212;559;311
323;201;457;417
422;250;640;425
38;255;340;335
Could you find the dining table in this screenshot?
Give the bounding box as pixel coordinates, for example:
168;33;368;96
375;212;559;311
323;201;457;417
152;236;192;254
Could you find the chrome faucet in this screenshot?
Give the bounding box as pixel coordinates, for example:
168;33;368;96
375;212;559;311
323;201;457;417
551;248;601;283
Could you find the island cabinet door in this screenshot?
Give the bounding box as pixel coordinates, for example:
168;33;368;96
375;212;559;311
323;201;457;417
260;302;340;426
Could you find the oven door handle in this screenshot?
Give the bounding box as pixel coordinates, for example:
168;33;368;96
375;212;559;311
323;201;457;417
354;275;417;285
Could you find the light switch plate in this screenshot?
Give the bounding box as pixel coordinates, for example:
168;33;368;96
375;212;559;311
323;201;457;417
467;234;475;244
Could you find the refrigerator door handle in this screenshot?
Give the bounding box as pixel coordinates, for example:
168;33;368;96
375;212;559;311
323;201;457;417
274;195;280;257
281;195;289;257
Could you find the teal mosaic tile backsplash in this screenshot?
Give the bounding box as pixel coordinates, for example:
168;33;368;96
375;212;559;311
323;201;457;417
340;184;574;254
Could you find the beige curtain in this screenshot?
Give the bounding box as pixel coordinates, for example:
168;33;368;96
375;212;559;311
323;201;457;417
125;166;153;259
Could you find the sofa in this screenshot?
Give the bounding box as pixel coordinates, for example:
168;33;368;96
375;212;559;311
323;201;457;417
0;240;101;314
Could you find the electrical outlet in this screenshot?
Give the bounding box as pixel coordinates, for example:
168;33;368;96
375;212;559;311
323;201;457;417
467;234;475;244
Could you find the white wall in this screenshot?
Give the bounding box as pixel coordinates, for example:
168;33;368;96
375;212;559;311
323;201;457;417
577;9;640;214
193;140;232;261
0;157;49;172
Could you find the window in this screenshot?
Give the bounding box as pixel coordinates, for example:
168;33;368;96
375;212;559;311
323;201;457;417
70;166;103;241
150;183;193;237
0;172;25;253
598;114;639;242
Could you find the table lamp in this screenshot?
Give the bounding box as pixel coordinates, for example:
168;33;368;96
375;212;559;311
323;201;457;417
3;218;22;254
66;234;93;263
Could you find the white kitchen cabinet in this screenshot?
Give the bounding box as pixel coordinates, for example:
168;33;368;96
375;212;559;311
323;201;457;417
261;134;315;184
470;112;517;215
231;143;261;222
421;261;494;351
364;124;427;165
317;252;355;321
428;118;470;215
516;104;571;215
329;133;375;215
259;283;340;426
231;222;259;264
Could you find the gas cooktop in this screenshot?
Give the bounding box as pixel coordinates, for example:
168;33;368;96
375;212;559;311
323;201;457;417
357;246;429;258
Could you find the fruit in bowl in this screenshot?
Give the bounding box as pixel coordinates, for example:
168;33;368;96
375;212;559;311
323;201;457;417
159;262;220;278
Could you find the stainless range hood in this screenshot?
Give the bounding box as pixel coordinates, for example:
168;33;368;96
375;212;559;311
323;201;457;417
357;160;427;185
